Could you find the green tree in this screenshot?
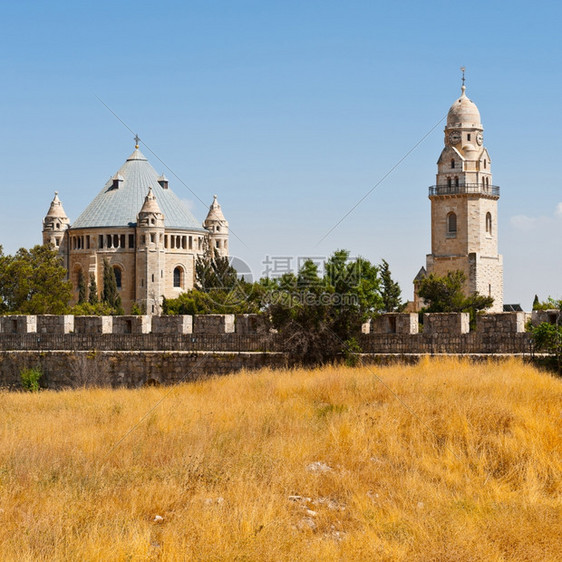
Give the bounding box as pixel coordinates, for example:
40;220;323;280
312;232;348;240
88;273;98;305
101;259;123;314
417;270;494;323
0;245;71;314
77;271;87;304
530;300;562;372
379;259;403;312
264;250;384;364
532;294;540;310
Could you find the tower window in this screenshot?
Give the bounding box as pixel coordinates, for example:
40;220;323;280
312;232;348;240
129;234;135;248
467;134;471;141
447;177;452;188
484;159;487;169
486;212;492;235
454;176;459;187
173;266;183;288
447;212;457;236
450;159;455;169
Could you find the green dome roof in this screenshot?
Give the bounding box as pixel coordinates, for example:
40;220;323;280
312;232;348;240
71;148;205;231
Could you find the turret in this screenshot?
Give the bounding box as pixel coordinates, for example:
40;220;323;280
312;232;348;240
42;191;70;251
204;195;229;257
136;186;165;314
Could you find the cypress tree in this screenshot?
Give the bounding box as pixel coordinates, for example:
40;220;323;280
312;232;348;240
77;271;87;304
101;259;123;314
88;273;98;305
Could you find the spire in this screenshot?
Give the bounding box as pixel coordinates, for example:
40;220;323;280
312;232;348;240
205;194;227;223
460;66;466;97
134;133;140;149
139;186;162;215
45;191;68;219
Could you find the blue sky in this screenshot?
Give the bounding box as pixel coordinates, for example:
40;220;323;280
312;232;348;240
1;0;560;308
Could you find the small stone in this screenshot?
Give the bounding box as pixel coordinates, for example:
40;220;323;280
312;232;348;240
153;515;163;523
306;461;332;473
417;502;424;509
306;509;317;517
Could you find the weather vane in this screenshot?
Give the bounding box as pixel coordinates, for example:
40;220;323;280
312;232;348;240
134;134;140;149
460;66;466;86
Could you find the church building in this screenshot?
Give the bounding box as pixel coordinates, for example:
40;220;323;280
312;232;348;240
42;140;229;314
416;80;503;312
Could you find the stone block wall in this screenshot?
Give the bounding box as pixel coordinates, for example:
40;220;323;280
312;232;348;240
235;314;269;334
193;314;235;334
423;313;470;335
476;312;525;335
112;315;151;334
0;315;37;334
37;315;74;334
151;315;193;334
531;310;561;326
372;314;419;334
74;316;113;334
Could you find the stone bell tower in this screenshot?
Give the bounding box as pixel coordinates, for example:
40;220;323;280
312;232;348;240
136;186;165;315
425;77;503;311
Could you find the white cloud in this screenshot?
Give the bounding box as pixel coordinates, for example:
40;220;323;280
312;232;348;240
510;215;539;231
510;203;562;231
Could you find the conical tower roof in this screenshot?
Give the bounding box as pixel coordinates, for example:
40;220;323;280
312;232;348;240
204;194;227;223
45;191;68;219
139;186;162;215
72;147;205;231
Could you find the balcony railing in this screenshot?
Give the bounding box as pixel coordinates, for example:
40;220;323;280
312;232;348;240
428;184;500;197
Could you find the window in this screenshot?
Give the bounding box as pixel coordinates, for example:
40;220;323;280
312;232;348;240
113;266;122;289
486;212;492;235
150;233;155;244
447;177;452;188
99;235;104;249
120;234;125;248
216;240;220;248
454;176;459;187
173;267;182;288
450;159;455;169
484;159;487;169
164;235;168;248
189;236;193;250
129;234;135;248
447;212;457;235
467;134;471;141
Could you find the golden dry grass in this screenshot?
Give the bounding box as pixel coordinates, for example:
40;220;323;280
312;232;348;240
0;358;561;561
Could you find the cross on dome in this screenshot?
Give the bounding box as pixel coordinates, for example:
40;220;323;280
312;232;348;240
134;134;140;149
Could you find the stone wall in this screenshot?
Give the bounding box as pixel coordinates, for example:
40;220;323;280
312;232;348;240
424;313;470;335
0;350;288;390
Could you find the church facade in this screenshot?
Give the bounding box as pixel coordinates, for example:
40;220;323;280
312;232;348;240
416;82;503;312
42;142;229;314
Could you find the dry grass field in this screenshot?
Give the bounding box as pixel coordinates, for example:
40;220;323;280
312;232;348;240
0;358;561;561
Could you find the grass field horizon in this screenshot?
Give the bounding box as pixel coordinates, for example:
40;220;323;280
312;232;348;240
1;358;560;560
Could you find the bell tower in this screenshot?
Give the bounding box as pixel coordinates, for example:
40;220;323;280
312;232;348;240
425;76;503;311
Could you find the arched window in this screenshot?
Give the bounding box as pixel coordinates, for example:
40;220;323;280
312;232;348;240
486;212;492;235
173;267;183;288
454;176;459;187
113;266;122;289
447;177;452;188
484;159;487;169
447;212;457;235
450;159;455;169
485;177;489;187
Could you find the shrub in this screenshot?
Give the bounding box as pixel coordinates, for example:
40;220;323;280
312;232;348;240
21;367;42;392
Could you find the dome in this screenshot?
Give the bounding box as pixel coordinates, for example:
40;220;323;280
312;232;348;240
71;148;206;231
447;85;481;128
